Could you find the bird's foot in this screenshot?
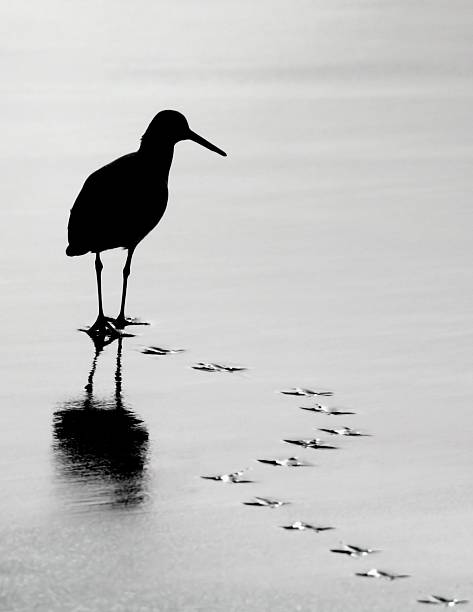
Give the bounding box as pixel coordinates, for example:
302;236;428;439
82;316;134;339
87;315;119;336
109;316;151;329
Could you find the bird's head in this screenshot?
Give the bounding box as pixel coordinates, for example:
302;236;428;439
141;110;226;156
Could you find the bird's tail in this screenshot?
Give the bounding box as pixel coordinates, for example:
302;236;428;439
66;244;89;256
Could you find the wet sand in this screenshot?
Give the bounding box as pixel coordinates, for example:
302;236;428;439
1;1;473;610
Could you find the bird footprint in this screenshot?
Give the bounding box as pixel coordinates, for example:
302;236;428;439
192;362;247;373
142;346;185;355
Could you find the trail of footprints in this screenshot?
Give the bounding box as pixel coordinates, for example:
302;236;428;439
142;346;468;608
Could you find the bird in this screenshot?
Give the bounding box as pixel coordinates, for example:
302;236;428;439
257;456;311;467
243;497;289;508
418;596;469;607
356;568;409;580
281;521;334;532
280;387;333;397
318;426;370;437
201;468;251;483
330;543;380;557
283;438;338;450
66;110;226;336
299;404;356;416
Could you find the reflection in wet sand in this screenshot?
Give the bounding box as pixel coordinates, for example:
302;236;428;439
53;337;149;510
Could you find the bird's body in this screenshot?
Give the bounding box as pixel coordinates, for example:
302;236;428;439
67;152;169;256
66;110;226;334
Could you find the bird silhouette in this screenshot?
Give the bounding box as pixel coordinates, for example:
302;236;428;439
66;110;226;336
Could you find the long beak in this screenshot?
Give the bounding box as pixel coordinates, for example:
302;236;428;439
187;130;227;156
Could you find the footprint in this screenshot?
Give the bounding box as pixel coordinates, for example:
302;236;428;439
193;362;247;373
142;346;185;355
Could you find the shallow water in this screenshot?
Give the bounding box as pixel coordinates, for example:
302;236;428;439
1;1;473;610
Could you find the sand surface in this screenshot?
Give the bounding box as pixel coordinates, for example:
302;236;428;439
1;1;472;610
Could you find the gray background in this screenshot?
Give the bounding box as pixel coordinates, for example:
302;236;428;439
0;1;472;610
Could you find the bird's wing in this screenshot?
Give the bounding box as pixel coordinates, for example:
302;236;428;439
67;153;167;254
68;154;135;253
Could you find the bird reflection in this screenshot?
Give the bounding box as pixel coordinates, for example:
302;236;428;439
53;336;149;509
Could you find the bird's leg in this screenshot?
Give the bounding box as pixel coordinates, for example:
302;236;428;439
114;247;135;329
110;249;149;328
88;252;118;336
96;252;105;319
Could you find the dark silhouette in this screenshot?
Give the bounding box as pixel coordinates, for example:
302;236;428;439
66;110;227;335
52;337;149;509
